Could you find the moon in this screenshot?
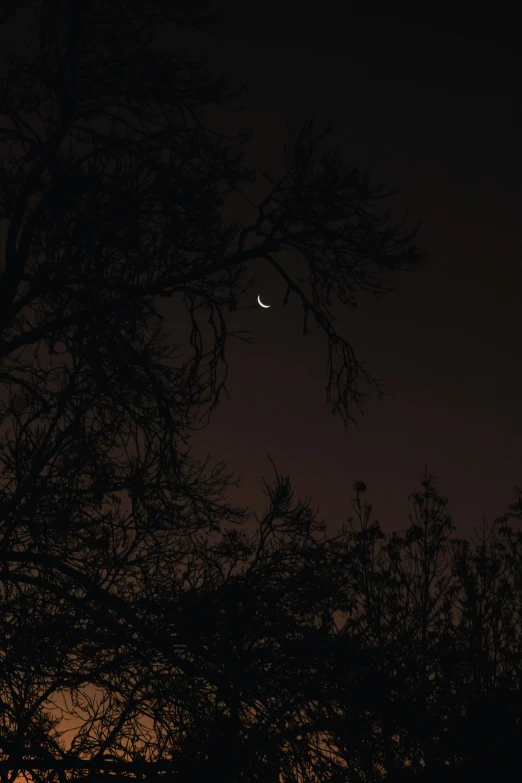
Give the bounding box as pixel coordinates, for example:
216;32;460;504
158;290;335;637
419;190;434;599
257;295;271;309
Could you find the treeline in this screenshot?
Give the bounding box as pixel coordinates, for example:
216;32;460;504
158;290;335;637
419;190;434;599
2;463;522;782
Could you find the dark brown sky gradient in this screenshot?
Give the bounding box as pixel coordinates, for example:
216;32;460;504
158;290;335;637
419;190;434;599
160;3;522;535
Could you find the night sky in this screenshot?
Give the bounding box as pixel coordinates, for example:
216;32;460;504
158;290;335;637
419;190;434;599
1;5;522;778
161;4;522;536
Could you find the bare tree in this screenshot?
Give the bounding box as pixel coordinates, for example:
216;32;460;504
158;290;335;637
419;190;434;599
0;2;431;783
331;476;522;783
0;0;425;436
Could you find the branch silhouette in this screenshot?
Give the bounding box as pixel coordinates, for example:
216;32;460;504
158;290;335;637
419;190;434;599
0;0;425;435
6;4;522;783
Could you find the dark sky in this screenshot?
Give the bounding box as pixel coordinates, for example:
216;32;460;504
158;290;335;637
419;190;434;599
160;3;522;536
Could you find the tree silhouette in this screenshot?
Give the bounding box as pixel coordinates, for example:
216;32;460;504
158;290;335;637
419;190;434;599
0;3;467;783
329;476;522;782
0;0;425;433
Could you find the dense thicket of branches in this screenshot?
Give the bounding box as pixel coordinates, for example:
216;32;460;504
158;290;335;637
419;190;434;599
3;3;520;783
3;456;522;783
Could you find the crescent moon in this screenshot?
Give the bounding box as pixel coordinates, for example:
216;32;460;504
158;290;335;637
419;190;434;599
257;295;271;309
